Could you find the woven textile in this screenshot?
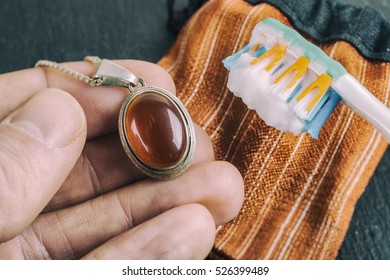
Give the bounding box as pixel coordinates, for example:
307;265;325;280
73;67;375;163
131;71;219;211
158;0;389;259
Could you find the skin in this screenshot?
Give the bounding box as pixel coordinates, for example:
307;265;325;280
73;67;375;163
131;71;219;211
0;60;244;259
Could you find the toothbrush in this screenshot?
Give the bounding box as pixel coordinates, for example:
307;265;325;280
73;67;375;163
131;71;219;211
223;18;390;142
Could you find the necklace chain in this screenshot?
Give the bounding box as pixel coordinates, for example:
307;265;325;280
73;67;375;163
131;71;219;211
35;56;104;86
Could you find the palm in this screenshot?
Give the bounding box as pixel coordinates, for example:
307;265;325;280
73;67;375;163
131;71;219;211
0;60;244;259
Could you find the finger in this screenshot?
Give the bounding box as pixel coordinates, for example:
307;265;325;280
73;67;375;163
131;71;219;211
45;60;177;140
83;204;216;260
45;123;215;211
0;60;176;139
0;88;86;242
0;68;45;121
3;161;244;259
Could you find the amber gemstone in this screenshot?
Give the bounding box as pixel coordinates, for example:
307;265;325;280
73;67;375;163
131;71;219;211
124;92;187;169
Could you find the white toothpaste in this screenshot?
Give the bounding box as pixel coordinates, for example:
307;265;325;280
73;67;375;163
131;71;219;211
226;52;305;135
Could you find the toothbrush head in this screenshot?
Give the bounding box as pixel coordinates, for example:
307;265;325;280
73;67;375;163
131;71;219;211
223;18;346;138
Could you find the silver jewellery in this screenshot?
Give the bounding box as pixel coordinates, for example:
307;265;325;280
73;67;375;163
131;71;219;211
35;57;195;179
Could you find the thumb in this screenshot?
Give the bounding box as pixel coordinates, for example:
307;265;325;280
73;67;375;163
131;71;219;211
0;88;86;242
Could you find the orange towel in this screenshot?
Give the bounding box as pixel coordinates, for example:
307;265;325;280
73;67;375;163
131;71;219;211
159;0;389;259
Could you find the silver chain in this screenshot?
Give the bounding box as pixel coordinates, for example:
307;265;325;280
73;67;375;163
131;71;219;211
35;56;104;86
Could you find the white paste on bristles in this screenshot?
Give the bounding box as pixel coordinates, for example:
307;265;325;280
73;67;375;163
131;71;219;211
227;50;305;135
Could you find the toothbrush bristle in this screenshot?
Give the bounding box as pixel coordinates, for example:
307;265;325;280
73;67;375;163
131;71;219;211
305;89;341;138
222;18;347;138
295;73;333;112
274;56;310;89
250;43;287;71
222;43;251;69
286;82;303;103
249;43;260;53
271;63;285;75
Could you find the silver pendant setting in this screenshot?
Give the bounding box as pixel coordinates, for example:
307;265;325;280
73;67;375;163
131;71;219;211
94;59;195;180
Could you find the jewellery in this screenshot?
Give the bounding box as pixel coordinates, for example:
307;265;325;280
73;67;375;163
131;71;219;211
35;57;195;179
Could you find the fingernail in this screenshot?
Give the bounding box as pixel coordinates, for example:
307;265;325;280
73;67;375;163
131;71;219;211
10;89;86;148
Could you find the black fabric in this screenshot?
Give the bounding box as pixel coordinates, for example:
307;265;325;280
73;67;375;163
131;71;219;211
246;0;390;61
337;149;390;259
167;0;390;61
168;0;208;33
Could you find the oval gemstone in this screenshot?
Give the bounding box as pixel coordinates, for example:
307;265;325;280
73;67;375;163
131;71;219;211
124;92;187;169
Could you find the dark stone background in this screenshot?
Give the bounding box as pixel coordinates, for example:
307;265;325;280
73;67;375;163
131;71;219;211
0;0;389;259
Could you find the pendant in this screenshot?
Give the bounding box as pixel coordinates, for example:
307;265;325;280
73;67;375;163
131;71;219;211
94;59;195;179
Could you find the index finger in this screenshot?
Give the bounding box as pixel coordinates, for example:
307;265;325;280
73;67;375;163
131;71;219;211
0;60;176;139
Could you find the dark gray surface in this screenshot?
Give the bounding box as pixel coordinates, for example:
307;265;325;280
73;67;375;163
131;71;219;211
345;0;390;17
249;0;390;61
0;0;389;259
336;0;390;260
0;0;176;71
337;150;390;259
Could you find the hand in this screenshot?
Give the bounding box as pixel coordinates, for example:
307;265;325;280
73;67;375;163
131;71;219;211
0;60;244;259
